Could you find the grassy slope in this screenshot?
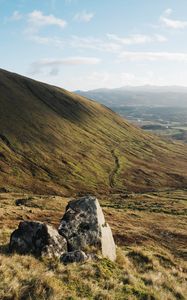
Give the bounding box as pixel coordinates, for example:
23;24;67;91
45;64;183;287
0;191;186;299
0;68;187;195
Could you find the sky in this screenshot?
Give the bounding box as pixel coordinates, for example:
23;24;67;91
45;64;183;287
1;0;187;90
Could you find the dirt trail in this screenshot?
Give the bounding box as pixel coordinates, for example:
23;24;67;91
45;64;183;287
109;149;120;188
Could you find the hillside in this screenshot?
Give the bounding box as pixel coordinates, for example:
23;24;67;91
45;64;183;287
0;68;187;195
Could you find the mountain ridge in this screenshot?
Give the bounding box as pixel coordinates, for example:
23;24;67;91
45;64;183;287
75;86;187;107
75;85;187;93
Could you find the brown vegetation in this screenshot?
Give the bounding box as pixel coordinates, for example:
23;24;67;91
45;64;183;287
0;191;187;299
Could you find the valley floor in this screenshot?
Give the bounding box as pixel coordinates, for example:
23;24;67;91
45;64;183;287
0;190;187;300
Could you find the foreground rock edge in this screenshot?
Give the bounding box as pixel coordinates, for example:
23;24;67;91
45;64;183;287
9;196;116;263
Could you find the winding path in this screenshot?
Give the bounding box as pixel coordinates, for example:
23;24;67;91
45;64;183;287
109;149;120;188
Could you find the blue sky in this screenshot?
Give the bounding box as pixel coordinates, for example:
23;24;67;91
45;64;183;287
1;0;187;90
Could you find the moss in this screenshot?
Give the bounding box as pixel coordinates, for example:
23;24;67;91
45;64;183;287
94;259;117;279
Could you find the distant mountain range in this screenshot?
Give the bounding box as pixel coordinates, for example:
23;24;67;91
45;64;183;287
75;86;187;107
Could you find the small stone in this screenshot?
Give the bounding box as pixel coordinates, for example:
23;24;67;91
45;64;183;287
15;198;28;206
60;250;88;265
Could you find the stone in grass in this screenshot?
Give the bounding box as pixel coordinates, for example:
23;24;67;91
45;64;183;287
58;196;116;261
9;221;67;258
61;250;88;265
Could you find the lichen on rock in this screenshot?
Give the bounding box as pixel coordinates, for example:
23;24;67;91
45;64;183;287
58;196;116;261
9;196;116;263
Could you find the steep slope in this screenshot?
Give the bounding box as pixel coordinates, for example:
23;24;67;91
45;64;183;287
0;68;187;195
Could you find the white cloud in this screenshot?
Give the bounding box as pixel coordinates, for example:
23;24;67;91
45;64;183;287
70;36;122;53
28;35;52;45
74;10;94;22
26;32;167;55
10;10;67;29
10;10;67;36
51;71;152;90
65;71;136;90
27;10;67;29
39;57;101;66
9;11;23;21
26;34;121;52
68;33;167;54
28;34;65;47
160;9;187;29
30;57;101;75
107;33;167;45
119;51;187;62
29;68;187;90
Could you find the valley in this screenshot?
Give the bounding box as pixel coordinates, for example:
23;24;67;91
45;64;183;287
111;106;187;144
0;69;187;196
76;88;187;144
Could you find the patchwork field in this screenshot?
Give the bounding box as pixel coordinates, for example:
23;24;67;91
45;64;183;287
111;106;187;144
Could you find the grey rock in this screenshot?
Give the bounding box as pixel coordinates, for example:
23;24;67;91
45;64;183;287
15;198;28;206
58;196;116;261
9;221;67;258
0;187;7;193
60;250;88;264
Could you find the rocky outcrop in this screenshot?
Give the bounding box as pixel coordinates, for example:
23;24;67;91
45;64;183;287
9;196;116;262
9;221;67;258
58;196;116;261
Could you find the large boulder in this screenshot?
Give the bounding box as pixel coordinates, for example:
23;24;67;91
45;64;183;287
58;196;116;261
9;221;67;258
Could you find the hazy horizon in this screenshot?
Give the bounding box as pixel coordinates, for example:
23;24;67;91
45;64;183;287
74;84;187;92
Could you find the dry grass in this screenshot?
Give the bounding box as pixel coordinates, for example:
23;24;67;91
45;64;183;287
102;190;187;260
0;245;186;299
0;191;187;299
